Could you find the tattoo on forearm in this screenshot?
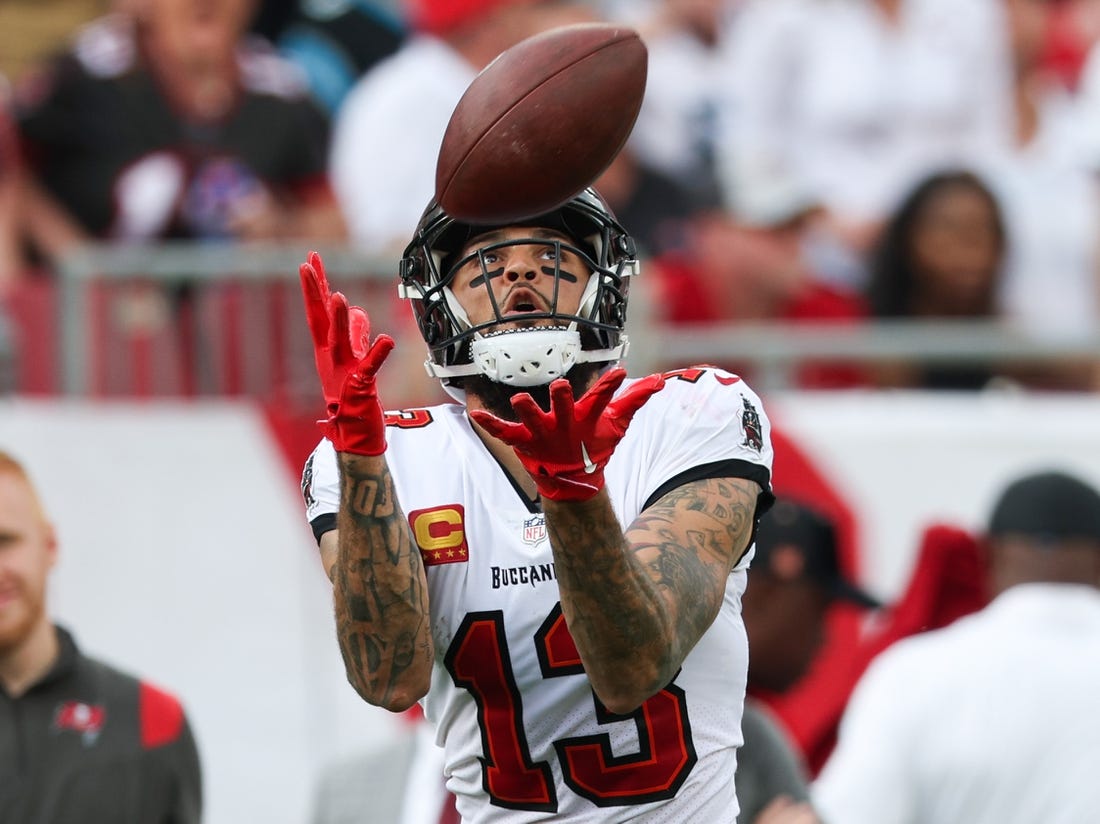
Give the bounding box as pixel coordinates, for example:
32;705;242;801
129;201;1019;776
349;476;393;517
332;458;431;704
546;501;664;669
346;473;405;565
545;478;758;693
645;478;754;551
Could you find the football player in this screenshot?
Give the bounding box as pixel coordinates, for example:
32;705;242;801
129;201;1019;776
301;188;775;821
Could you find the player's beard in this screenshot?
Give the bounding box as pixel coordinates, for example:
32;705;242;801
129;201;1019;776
460;362;603;421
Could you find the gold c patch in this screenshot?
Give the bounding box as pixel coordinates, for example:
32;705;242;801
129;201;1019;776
408;505;469;566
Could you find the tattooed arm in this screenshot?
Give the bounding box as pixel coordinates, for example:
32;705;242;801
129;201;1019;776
542;476;760;715
320;452;433;712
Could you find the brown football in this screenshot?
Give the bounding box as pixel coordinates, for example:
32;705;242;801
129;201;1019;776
435;22;647;224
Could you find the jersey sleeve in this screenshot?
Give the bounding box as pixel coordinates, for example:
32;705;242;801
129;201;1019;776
301;438;340;542
618;367;774;570
632;366;774;501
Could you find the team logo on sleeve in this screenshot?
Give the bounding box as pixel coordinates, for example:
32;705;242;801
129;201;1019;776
741;397;763;452
53;701;106;745
408;505;469;566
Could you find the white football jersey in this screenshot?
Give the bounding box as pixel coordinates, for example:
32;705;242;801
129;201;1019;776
303;366;774;823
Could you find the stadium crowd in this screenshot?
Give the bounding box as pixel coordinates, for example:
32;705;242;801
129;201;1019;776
0;0;1099;397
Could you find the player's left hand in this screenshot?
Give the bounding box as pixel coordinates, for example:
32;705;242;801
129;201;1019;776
469;367;665;502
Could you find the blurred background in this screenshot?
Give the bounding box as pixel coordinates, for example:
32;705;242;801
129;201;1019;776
3;0;1100;821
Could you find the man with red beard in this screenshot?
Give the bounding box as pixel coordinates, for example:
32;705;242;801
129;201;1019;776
0;450;202;824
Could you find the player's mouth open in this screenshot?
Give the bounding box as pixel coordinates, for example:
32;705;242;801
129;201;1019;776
505;301;538;315
502;290;546;317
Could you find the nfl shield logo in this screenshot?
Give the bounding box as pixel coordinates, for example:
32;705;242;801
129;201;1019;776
522;515;547;545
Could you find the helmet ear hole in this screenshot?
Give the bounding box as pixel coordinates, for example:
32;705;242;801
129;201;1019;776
401;256;421;281
424;318;443;345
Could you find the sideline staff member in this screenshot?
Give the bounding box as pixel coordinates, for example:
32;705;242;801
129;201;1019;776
0;449;202;823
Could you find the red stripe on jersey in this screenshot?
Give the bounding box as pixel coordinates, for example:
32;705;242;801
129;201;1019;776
139;681;185;749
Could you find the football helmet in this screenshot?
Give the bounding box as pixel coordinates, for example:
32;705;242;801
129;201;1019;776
398;188;638;387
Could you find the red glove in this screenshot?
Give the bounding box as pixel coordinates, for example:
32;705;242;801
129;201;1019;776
469;368;666;502
300;251;395;455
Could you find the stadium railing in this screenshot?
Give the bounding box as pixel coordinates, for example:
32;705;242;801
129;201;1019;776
20;241;1099;399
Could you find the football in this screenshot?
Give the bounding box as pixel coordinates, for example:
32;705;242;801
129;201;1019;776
435;22;648;224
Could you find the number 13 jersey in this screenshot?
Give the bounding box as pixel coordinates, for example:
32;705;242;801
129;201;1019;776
303;367;774;822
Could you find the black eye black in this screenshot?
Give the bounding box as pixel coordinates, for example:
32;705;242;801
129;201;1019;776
469;267;505;289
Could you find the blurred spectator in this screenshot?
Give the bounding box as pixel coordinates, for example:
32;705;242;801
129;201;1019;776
736;499;881;824
250;0;406;114
12;0;345;268
864;169;1011;390
718;0;1013;277
813;468;1100;824
329;0;601;256
981;0;1100;347
1042;0;1100;90
593;145;704;258
0;448;203;822
978;0;1100;354
766;517;990;777
762;430;989;779
603;0;744;211
649;202;870;389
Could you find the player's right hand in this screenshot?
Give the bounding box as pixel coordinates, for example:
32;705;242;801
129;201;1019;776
300;251;395;455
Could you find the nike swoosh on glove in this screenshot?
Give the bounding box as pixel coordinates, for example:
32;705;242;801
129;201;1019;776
469;368;666;502
300;250;395;455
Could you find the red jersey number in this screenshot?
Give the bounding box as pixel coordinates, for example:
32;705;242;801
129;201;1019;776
444;605;696;812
